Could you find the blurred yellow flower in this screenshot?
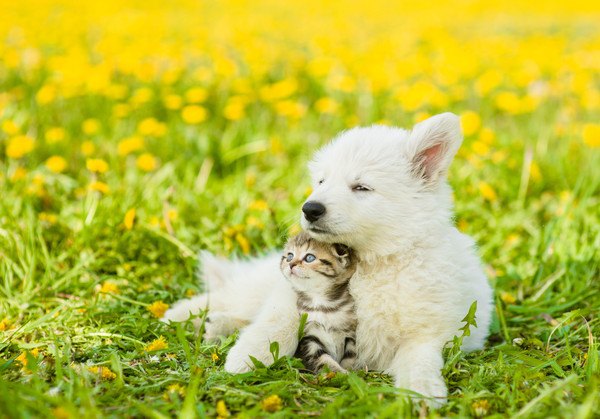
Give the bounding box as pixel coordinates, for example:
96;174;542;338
45;127;66;143
275;100;306;119
86;158;109;173
2;120;20;135
260;78;298;102
16;348;40;371
87;366;116;380
181;105;207;124
261;395;282;412
223;97;247;121
248;200;269;211
216;400;230;418
6;135;35;159
10;167;27;182
164;383;185;399
478;181;498;202
235;233;251;254
582;123;600;148
136;153;158;171
138;118;166;136
82;118;101;135
118;136;144;156
36;84;57;104
145;336;168;352
185;87;208;103
460;111;481;136
211;352;220;362
45;156;68;173
164;94;183;110
124;208;136;230
314;97;339;114
89;181;110;194
81;141;96;156
99;281;119;294
479;127;495;144
147;301;169;318
0;318;10;331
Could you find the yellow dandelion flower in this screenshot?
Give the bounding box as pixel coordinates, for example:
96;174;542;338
16;348;40;370
495;92;522;114
36;84;57;105
137;118;165;136
185;87;208;103
0;318;10;331
500;291;516;304
39;212;58;224
479;127;495;144
166;209;178;221
147;301;169;318
216;400;230;418
478;181;498;202
223;99;246;121
181;105;208;124
87;366;116;380
145;336;168;352
164;383;185;399
314;97;339;114
6;135;35;159
124;208;136;230
530;161;541;182
471;399;490;417
136;153;158;171
113;104;131;119
211;352;220;362
261;395;282;412
235;233;251;254
259;78;298;102
10;167;27;182
582;123;600;148
460;111;481;137
52;407;70;419
45;156;68;173
99;281;119;294
471;141;490;156
45;127;66;143
82;119;101;135
117;136;144;156
2;120;20;135
81;141;96;156
274;100;306;119
164;94;183;110
86;158;109;173
246;216;264;229
248;199;269;211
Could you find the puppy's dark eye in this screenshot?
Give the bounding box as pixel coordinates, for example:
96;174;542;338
352;184;372;192
304;254;316;262
318;179;324;185
286;253;294;262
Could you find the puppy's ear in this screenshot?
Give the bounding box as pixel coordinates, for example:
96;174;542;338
404;112;463;185
333;243;350;257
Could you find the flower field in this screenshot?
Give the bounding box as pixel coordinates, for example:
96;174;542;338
0;0;599;417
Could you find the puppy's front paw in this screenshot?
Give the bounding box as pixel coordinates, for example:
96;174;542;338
224;345;253;373
400;375;448;408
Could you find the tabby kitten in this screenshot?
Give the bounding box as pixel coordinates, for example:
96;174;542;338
280;232;358;373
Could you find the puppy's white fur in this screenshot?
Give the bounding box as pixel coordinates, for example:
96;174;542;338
163;113;493;406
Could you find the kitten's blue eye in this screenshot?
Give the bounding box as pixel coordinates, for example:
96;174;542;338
304;254;316;263
286;253;294;262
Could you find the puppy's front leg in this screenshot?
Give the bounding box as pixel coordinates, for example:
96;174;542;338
387;339;447;408
224;281;299;373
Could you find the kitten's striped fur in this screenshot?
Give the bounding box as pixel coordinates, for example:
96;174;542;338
280;232;358;373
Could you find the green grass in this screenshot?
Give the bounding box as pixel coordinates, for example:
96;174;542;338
1;44;599;419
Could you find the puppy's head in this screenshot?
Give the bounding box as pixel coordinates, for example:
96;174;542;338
301;112;463;257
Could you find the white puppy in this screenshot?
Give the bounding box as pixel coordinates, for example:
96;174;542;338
163;113;493;406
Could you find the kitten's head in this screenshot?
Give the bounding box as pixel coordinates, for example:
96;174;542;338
280;232;357;295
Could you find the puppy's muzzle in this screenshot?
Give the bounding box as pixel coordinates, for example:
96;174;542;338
302;201;326;222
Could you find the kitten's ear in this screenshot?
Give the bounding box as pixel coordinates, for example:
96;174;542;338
333;243;350;258
404;112;463;186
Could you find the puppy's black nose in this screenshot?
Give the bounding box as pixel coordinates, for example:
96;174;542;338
302;201;326;222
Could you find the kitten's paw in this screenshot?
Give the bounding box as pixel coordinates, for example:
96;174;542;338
161;295;207;323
